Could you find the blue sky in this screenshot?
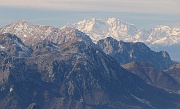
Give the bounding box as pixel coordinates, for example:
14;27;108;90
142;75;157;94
0;0;180;28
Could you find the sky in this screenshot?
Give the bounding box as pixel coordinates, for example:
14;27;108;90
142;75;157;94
0;0;180;28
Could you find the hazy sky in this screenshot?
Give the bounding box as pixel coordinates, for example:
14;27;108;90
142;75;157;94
0;0;180;28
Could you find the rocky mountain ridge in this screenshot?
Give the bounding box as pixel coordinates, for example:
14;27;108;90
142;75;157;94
97;37;172;70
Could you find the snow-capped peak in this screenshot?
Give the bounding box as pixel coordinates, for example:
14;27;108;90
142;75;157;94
107;17;116;22
154;25;171;33
8;20;30;29
63;18;141;42
14;19;28;24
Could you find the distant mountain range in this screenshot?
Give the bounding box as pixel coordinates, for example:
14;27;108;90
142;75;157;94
63;18;180;46
63;18;180;61
0;20;180;109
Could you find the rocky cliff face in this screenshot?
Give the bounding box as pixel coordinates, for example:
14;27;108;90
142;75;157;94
0;33;32;85
97;37;172;70
0;33;31;57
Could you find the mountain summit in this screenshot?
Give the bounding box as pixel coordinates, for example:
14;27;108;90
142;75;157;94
0;20;57;45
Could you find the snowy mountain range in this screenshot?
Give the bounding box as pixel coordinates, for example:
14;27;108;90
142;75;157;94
63;18;180;46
